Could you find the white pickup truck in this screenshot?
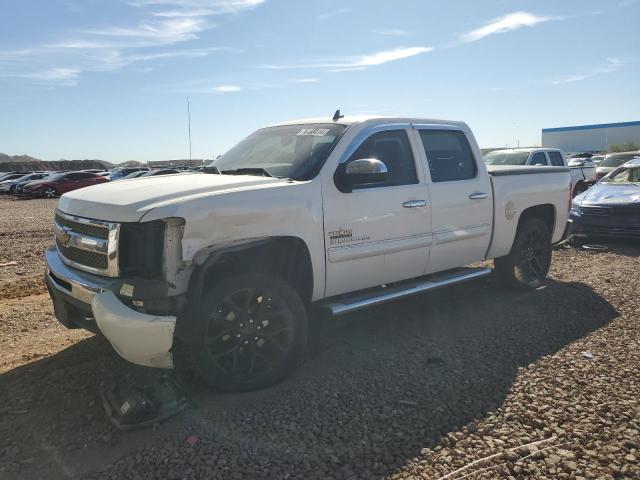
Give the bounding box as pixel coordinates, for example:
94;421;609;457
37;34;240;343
45;116;571;391
484;147;596;197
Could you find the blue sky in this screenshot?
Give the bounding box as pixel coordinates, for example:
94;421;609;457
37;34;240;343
1;0;638;162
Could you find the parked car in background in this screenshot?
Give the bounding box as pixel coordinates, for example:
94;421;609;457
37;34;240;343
590;155;605;166
140;168;184;177
4;173;51;194
0;173;30;192
122;170;149;179
109;167;150;181
0;171;22;181
485;147;595;196
571;158;640;239
22;171;108;198
596;152;640;180
15;173;55;194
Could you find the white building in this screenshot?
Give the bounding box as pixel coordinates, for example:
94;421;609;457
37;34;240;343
541;121;640;153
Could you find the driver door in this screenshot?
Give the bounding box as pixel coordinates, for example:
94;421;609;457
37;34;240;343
321;125;432;297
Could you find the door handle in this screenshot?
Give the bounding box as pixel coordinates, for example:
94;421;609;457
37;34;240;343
469;192;488;200
403;199;428;208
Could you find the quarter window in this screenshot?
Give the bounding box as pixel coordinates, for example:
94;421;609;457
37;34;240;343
548;151;565;166
419;130;477;182
347;130;418;187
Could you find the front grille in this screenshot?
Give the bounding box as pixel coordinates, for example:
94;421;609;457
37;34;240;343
611;205;640;216
54;211;119;276
55;213;109;239
581;206;611;216
56;239;109;269
574;225;640;238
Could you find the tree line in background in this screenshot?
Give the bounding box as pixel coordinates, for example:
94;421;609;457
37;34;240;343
609;141;640;153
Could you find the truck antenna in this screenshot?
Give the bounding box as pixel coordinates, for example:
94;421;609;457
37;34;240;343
333;109;344;122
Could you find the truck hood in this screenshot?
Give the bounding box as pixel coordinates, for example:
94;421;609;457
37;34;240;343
57;173;286;222
577;182;640;205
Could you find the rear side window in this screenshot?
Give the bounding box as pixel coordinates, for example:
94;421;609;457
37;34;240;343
348;130;418;187
530;152;548;165
419;130;477;182
548;151;564;166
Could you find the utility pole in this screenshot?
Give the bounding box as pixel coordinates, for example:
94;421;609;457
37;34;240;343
187;97;192;165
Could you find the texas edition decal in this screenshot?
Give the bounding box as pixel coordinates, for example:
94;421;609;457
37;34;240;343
328;228;370;246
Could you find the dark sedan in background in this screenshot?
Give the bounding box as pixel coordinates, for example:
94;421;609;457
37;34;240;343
22;171;108;198
570;157;640;240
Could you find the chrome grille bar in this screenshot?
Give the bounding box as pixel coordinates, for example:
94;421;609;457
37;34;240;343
54;210;120;277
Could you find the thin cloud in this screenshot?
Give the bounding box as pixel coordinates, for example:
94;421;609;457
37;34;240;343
316;8;349;21
462;12;557;42
262;46;432;71
0;0;265;86
213;84;242;92
0;67;81;86
373;28;410;37
129;0;266;15
292;78;319;83
552;57;630;84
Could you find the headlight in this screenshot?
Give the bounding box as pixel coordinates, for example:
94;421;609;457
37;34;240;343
570;202;581;214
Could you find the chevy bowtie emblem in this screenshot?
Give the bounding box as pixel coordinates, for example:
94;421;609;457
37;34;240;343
61;226;72;247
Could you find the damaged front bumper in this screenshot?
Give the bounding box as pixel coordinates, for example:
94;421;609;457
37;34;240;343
45;247;177;368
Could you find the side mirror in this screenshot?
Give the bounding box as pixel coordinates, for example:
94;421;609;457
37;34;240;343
335;158;389;192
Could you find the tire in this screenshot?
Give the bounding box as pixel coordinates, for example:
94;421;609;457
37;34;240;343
494;217;552;289
181;273;308;392
572;183;587;198
43;187;57;198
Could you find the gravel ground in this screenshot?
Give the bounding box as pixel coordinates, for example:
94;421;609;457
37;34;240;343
0;196;56;299
0;198;638;479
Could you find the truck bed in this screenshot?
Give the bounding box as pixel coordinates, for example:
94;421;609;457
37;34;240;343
485;165;571;260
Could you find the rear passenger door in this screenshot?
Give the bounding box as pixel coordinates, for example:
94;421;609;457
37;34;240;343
414;127;493;274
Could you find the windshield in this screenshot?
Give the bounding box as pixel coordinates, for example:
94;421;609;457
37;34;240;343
484;151;530;166
600;154;638;168
602;166;640;184
210;124;347;179
43;173;65;181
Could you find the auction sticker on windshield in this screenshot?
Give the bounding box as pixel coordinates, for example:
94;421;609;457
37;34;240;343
297;128;330;137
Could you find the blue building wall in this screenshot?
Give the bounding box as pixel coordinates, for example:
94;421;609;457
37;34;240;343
541;121;640;152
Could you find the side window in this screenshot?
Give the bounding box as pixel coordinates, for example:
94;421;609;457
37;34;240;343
66;173;80;180
548;151;565;166
347;130;418;187
419;130;477;182
530;152;548;165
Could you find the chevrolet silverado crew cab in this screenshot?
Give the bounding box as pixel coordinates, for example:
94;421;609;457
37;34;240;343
484;147;595;197
45;116;571;392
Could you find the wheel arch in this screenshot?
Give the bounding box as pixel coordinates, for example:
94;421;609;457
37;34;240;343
516;203;556;236
176;236;313;342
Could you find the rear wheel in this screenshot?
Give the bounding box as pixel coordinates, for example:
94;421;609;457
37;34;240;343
494;217;552;288
183;273;308;392
43;187;57;198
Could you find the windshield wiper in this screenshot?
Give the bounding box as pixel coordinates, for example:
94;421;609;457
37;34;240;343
220;167;273;178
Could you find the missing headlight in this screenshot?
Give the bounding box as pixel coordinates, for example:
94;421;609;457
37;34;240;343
119;220;165;279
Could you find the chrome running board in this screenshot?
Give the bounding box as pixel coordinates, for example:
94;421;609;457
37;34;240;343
322;267;491;316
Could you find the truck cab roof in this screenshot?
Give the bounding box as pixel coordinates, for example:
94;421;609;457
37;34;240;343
267;115;468;130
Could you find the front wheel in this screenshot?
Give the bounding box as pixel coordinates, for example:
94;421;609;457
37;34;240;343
494;217;552;288
181;273;308;392
43;187;57;198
